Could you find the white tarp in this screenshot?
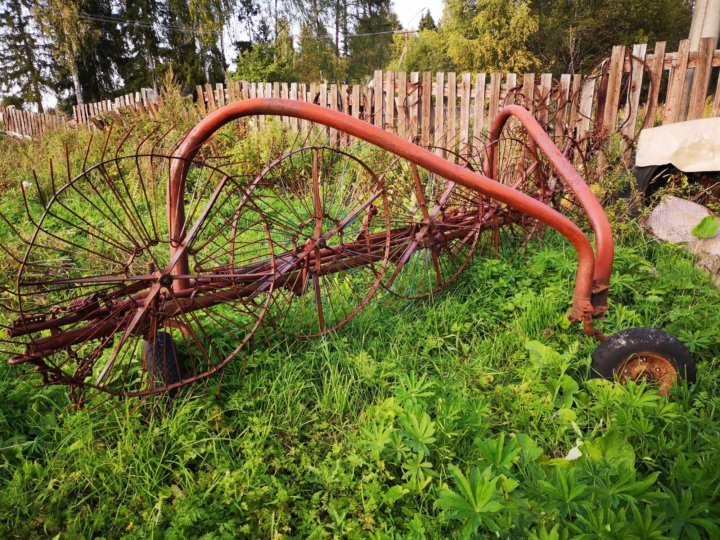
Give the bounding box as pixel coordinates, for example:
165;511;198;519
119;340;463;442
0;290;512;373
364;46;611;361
635;117;720;173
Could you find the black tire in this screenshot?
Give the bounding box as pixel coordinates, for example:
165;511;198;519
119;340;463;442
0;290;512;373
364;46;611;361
143;331;181;397
590;327;696;393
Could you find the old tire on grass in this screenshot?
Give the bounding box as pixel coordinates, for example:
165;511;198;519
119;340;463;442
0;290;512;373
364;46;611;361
590;327;696;396
143;332;181;397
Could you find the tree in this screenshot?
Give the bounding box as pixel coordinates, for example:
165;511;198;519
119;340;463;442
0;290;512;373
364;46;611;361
34;0;92;104
75;0;123;102
418;10;435;31
34;0;121;106
388;30;455;72
233;17;297;81
442;0;539;72
528;0;693;72
347;1;400;80
117;0;163;92
164;0;204;90
0;0;51;111
188;0;232;82
295;22;340;81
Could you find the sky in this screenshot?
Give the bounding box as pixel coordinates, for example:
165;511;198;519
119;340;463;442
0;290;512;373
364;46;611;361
392;0;444;30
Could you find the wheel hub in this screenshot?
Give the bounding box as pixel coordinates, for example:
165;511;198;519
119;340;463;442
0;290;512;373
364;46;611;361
616;351;677;397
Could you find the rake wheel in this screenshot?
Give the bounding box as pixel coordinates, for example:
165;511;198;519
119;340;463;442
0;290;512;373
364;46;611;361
8;152;274;402
382;152;486;299
479;131;555;256
253;145;392;337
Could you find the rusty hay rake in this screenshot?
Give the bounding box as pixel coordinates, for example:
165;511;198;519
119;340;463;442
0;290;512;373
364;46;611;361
0;100;696;405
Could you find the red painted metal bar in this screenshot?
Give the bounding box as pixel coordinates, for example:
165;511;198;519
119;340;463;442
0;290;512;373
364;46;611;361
169;99;601;325
488;105;614;316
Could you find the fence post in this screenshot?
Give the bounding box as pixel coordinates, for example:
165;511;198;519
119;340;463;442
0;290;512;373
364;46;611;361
385;71;395;132
459;73;471;156
665;39;691;124
622;43;648;153
434;72;445;156
602;45;626;132
447;72;458;156
643;41;667;128
373;70;383;128
687;36;717;120
473;73;486;145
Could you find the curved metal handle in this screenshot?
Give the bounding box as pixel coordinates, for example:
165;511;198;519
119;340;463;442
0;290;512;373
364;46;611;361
488;105;613;316
169;98;599;324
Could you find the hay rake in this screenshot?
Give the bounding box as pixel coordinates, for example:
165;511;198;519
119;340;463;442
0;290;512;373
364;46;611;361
0;100;695;405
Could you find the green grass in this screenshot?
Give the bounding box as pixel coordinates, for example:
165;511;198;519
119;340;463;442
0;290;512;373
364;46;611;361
0;110;719;538
0;229;719;538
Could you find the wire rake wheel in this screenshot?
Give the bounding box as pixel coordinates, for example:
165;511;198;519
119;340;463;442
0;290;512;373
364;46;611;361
478;131;556;256
251;145;392;337
5;153;275;403
381;152;487;300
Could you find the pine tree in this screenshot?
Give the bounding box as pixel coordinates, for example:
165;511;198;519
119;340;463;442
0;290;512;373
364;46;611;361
0;0;51;111
347;1;399;81
34;0;90;105
118;0;163;92
164;0;204;90
418;10;436;31
295;22;338;82
76;0;123;101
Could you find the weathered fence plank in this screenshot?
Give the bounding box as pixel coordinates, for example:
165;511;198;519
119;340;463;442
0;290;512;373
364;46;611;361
687;37;716;120
665;39;691;124
5;41;719;149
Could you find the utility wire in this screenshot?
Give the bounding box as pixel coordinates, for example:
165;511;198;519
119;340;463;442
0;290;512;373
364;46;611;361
79;12;419;41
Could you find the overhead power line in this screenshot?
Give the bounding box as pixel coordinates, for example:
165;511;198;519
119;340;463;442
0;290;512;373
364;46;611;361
79;12;419;41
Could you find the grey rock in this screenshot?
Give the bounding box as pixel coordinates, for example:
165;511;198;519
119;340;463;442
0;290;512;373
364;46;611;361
647;195;720;284
647;196;711;244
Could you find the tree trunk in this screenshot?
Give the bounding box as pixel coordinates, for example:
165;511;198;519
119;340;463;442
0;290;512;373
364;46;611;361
71;63;84;105
32;75;44;113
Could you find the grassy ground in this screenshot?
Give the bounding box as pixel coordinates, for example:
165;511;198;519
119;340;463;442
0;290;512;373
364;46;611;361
0;107;719;538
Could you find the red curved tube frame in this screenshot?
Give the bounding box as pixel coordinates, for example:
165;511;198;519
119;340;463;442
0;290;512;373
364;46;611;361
169;99;609;331
488;105;613;318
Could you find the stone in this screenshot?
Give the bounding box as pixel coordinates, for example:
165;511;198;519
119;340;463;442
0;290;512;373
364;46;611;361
646;196;711;244
647;195;720;284
692;237;720;277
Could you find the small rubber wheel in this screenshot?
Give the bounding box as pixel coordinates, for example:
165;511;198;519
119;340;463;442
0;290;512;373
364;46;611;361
590;327;696;396
142;332;181;397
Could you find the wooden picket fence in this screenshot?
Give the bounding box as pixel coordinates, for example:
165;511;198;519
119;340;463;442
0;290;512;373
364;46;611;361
3;39;719;156
191;38;720;156
71;88;160;126
0;106;68;138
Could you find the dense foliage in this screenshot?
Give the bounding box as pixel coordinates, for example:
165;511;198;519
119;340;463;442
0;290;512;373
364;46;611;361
0;0;693;110
0;103;718;537
391;0;692;73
